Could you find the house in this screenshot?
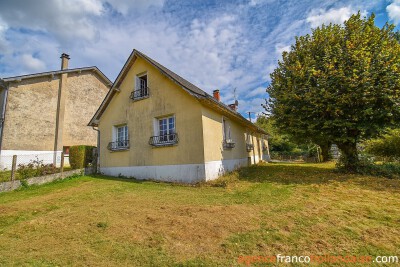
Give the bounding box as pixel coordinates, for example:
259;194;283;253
0;54;111;169
89;49;269;183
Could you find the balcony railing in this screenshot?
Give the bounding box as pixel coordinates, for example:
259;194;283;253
223;139;235;149
107;140;130;151
246;143;254;152
149;133;178;147
130;87;149;100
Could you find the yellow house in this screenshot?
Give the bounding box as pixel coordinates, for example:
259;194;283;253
89;49;269;183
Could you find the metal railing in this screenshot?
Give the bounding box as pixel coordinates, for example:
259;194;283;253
107;140;130;151
130;87;149;100
149;133;178;146
246;143;254;151
223;139;235;149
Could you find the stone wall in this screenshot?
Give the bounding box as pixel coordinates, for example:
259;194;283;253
0;168;84;193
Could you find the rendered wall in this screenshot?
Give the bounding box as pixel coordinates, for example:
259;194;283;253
98;57;205;170
2;71;109;152
201;106;264;180
63;72;110;146
2;76;59;151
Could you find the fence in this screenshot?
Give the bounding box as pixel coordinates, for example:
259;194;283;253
0;152;66;170
0;152;69;182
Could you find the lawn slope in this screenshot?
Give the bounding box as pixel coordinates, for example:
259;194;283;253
0;162;399;266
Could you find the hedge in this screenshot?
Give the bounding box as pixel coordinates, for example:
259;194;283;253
69;145;96;169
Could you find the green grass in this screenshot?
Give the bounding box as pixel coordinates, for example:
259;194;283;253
0;170;18;182
0;166;73;183
0;162;399;266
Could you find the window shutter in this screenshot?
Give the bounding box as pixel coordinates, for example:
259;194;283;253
135;76;140;90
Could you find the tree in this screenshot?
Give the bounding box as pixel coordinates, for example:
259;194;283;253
255;116;316;159
365;129;400;161
265;13;400;170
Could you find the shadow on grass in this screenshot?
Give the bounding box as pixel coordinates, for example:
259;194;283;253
89;174;146;184
89;174;196;188
236;163;400;193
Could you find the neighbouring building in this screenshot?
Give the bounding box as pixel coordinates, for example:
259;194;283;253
0;54;111;169
89;49;269;183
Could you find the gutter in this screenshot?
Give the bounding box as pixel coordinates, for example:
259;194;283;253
0;82;9;156
92;126;100;173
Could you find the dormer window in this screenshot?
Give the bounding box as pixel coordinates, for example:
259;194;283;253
130;73;149;100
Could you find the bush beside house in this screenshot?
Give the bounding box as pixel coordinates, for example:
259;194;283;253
69;146;95;169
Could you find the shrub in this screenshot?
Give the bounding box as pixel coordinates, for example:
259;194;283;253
336;158;400;179
364;129;400;162
69;145;95;169
17;157;59;179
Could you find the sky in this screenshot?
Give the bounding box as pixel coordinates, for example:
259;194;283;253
0;0;399;119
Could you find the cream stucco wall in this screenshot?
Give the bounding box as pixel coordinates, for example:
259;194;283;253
63;72;110;146
98;57;205;169
201;106;264;165
3;76;59;150
2;71;110;151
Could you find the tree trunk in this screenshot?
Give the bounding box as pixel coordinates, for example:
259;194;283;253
319;142;332;162
337;142;359;170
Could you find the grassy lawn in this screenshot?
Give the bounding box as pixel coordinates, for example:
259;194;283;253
0;162;399;266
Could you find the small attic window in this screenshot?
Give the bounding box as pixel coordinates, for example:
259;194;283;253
130;73;149;100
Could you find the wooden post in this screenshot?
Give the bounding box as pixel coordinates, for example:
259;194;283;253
60;152;64;177
11;155;17;181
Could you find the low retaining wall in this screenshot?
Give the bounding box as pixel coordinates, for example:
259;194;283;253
0;169;84;193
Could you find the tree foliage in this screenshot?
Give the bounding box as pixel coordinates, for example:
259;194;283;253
265;13;400;170
364;129;400;161
255;116;317;159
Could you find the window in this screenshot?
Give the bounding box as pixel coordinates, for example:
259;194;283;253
108;125;129;151
117;125;128;144
138;75;147;90
246;133;254;151
131;73;149;100
149;115;178;146
222;118;235;149
63;146;70;155
223;118;231;141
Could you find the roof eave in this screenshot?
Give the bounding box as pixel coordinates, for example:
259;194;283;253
3;67;112;85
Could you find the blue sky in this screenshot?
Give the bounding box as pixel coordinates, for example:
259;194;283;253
0;0;399;119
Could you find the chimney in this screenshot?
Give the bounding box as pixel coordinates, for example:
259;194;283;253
228;104;237;111
60;53;70;70
213;89;220;101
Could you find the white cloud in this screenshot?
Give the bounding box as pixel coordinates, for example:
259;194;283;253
387;0;400;24
0;0;103;43
275;43;291;55
0;0;385;116
20;54;46;72
105;0;165;15
247;86;267;98
306;6;361;28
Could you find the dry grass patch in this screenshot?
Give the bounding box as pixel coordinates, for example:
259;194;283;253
0;163;399;266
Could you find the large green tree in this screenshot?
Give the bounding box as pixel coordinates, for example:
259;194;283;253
265;13;400;170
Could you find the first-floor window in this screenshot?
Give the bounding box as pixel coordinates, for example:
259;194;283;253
159;116;175;142
116;125;129;148
223;118;231;141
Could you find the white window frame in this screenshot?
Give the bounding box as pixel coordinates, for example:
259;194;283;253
135;73;148;90
222;117;232;142
152;115;177;145
132;72;149;100
111;124;129;150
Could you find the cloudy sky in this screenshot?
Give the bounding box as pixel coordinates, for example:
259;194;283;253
0;0;399;118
